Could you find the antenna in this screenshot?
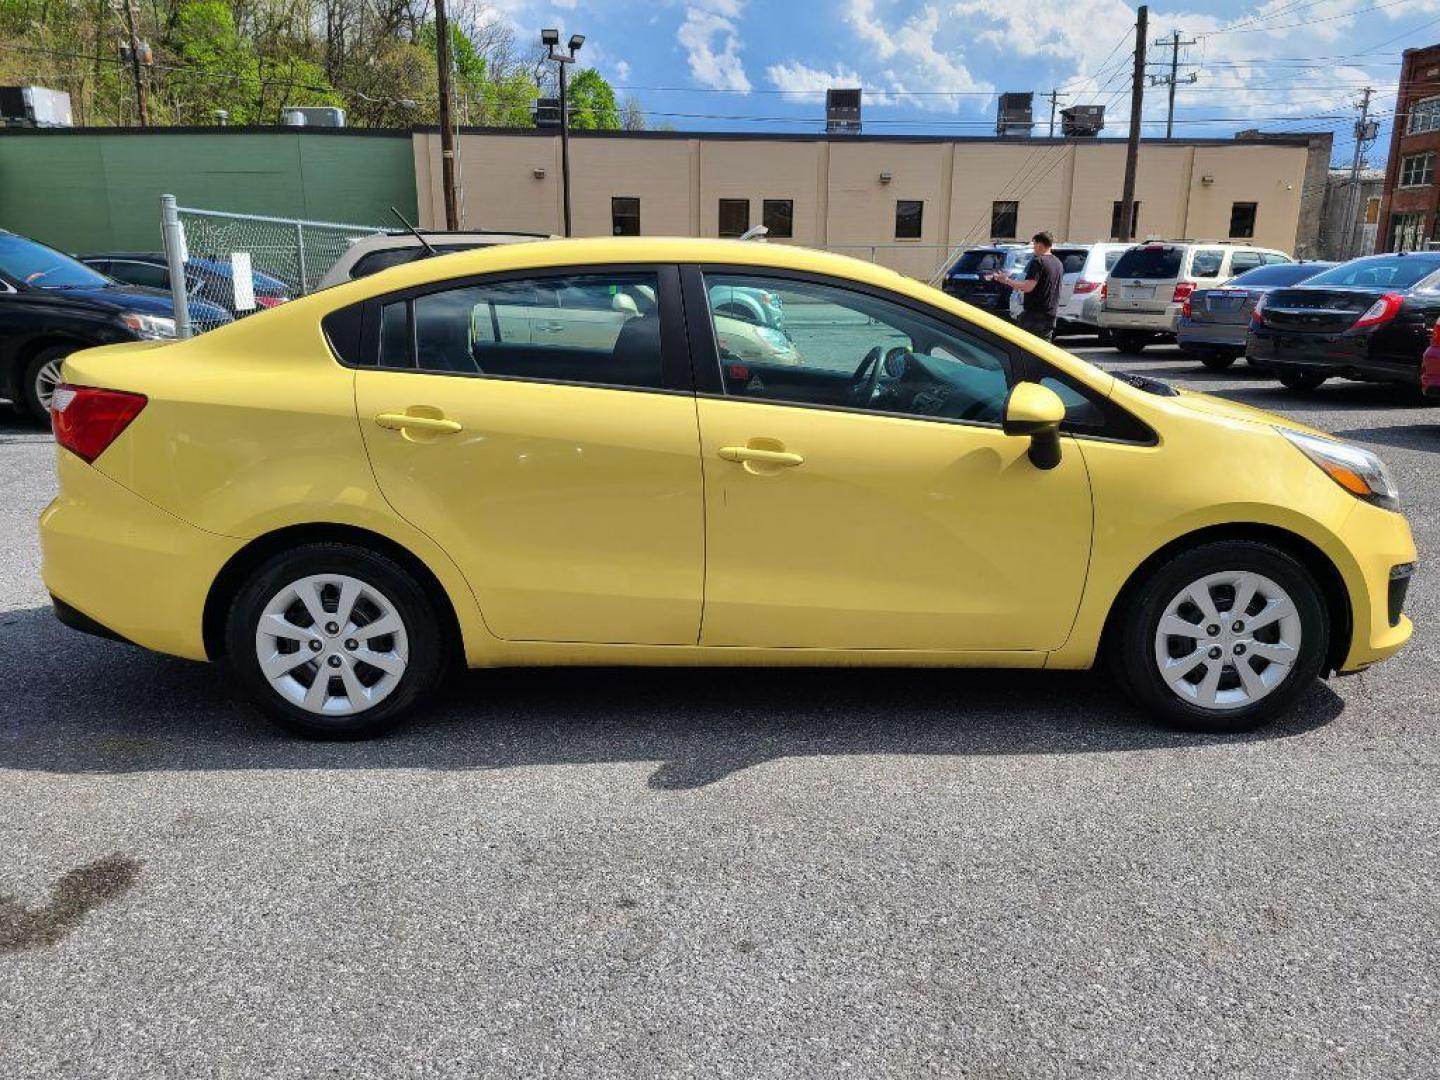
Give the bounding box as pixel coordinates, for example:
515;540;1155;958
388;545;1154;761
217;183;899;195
390;206;439;258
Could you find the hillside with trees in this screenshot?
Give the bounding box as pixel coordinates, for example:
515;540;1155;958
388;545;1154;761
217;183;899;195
0;0;631;129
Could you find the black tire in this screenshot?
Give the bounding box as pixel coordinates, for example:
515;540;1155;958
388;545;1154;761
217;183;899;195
224;543;449;739
1112;331;1150;354
1200;352;1237;371
20;345;72;425
1096;329;1114;346
1277;368;1327;392
1109;540;1329;734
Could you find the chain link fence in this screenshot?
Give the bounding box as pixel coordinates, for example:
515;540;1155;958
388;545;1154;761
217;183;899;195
161;195;382;336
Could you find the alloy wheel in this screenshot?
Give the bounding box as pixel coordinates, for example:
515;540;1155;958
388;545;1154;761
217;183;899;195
254;573;409;716
34;357;63;413
1152;570;1302;711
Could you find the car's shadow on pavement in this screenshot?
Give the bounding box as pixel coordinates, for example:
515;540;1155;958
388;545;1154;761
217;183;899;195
0;607;1345;788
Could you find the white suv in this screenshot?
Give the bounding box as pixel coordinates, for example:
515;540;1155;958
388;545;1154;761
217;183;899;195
1099;242;1292;353
1009;242;1135;333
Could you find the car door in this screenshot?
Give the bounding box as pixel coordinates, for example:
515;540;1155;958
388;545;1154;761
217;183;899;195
352;265;706;645
684;267;1093;653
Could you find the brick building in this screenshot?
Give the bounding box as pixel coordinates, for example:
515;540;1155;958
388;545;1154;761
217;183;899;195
1377;43;1440;252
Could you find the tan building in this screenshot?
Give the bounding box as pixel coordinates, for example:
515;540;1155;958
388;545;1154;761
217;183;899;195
415;128;1333;279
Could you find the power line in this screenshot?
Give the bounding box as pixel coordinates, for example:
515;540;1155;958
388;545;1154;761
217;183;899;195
1200;0;1417;36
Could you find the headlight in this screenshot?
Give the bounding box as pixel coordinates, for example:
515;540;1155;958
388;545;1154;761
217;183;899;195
118;312;177;340
1278;428;1399;511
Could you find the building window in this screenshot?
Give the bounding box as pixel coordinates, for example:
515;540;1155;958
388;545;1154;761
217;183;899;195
1110;201;1141;240
1229;202;1258;239
762;199;794;238
894;199;924;239
1400;153;1435;188
719;198;750;238
611;196;640;236
1407;96;1440;135
990;200;1018;240
1366;196;1382;224
1390;211;1426;252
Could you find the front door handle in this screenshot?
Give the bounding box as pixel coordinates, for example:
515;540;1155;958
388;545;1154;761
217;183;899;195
718;446;804;467
375;411;463;434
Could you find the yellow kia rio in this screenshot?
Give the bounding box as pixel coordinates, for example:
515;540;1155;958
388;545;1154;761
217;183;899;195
40;238;1415;738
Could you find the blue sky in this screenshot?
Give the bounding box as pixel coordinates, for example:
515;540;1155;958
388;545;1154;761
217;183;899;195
488;0;1440;164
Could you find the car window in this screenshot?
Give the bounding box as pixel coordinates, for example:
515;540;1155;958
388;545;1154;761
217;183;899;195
952;250;1005;274
1054;249;1088;274
703;273;1013;425
108;260;171;290
1301;256;1440;290
351;248;427;279
1009;252;1033;275
1102;249;1126;272
1228;251;1264;275
378;272;664;389
1261;252;1291;265
1110;246;1182;279
0;233;111;289
1190;249;1224;278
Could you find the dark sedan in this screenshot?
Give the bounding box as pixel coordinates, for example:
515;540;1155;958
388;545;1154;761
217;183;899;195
1177;261;1334;370
1246;253;1440;393
81;252;292;319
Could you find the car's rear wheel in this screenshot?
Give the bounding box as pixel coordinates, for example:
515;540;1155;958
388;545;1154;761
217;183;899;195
21;346;71;425
1199;351;1237;371
1110;541;1328;733
1277;368;1327;391
1112;331;1150;354
224;543;448;739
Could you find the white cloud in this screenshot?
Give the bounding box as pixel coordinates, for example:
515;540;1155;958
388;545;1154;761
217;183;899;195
678;1;752;92
614;59;631;82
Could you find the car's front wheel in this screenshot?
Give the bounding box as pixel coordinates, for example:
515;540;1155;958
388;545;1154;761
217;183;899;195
1110;541;1328;733
21;346;71;424
225;543;449;739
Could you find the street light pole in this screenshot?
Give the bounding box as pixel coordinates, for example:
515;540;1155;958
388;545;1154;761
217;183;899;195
435;0;460;230
543;29;585;238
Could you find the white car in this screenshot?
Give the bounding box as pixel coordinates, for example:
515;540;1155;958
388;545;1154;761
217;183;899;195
1099;241;1293;353
316;230;553;290
1008;243;1135;334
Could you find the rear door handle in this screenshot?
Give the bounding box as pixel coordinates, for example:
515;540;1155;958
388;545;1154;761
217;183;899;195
375;412;463;434
718;446;804;467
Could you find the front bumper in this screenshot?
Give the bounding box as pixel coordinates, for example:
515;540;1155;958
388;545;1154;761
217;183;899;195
1249;329;1420;386
40;450;242;661
1335;499;1417;673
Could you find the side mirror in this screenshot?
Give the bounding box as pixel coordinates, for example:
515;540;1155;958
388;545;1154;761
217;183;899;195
1002;381;1066;470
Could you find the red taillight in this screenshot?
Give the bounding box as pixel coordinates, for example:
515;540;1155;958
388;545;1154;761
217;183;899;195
1250;295;1266;329
1172;281;1196;304
255;295;288;309
1073;279;1099;294
1099;281;1108;300
1353;292;1404;329
1182;296;1193;319
51;385;147;463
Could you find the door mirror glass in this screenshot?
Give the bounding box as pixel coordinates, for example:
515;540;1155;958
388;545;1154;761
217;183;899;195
1002;381;1066;469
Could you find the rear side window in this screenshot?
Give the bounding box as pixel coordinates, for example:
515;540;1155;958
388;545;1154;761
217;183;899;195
1190;249;1224;278
1102;249;1127;271
1228;250;1264;275
1110;246;1183;279
376;271;665;389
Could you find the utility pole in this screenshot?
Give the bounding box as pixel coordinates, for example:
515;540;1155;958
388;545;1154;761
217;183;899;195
434;0;460;230
1045;89;1067;138
1343;87;1378;257
1119;5;1147;242
121;0;149;127
1150;28;1197;139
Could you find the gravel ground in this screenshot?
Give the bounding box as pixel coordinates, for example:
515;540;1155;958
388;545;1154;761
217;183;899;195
1;343;1437;1079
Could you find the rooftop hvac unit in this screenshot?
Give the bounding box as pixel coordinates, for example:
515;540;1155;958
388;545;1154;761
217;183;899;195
826;88;862;135
0;86;73;127
282;106;346;127
533;97;563;128
1060;104;1105;137
997;92;1034;137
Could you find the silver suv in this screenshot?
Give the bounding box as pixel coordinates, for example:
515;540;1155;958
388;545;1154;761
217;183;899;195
316;230;552;290
1099;241;1292;353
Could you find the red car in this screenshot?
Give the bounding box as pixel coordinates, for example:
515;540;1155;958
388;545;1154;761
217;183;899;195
1425;320;1440;398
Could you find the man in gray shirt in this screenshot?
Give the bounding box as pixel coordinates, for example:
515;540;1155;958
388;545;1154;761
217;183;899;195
989;231;1063;342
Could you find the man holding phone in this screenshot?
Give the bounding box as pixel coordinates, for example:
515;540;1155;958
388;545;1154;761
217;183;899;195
987;231;1063;342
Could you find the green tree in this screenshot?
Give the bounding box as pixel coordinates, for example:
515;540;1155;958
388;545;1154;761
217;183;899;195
567;68;620;130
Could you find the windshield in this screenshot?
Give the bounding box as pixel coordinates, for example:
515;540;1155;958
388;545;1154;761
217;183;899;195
0;233;112;289
1225;263;1330;288
1301;256;1440;290
952;250;1006;274
1111;246;1183;279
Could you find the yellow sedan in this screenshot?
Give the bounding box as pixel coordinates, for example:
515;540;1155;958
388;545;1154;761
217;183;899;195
40;238;1415;738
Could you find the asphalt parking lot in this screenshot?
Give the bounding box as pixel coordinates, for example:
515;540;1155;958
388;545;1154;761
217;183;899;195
2;341;1438;1079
